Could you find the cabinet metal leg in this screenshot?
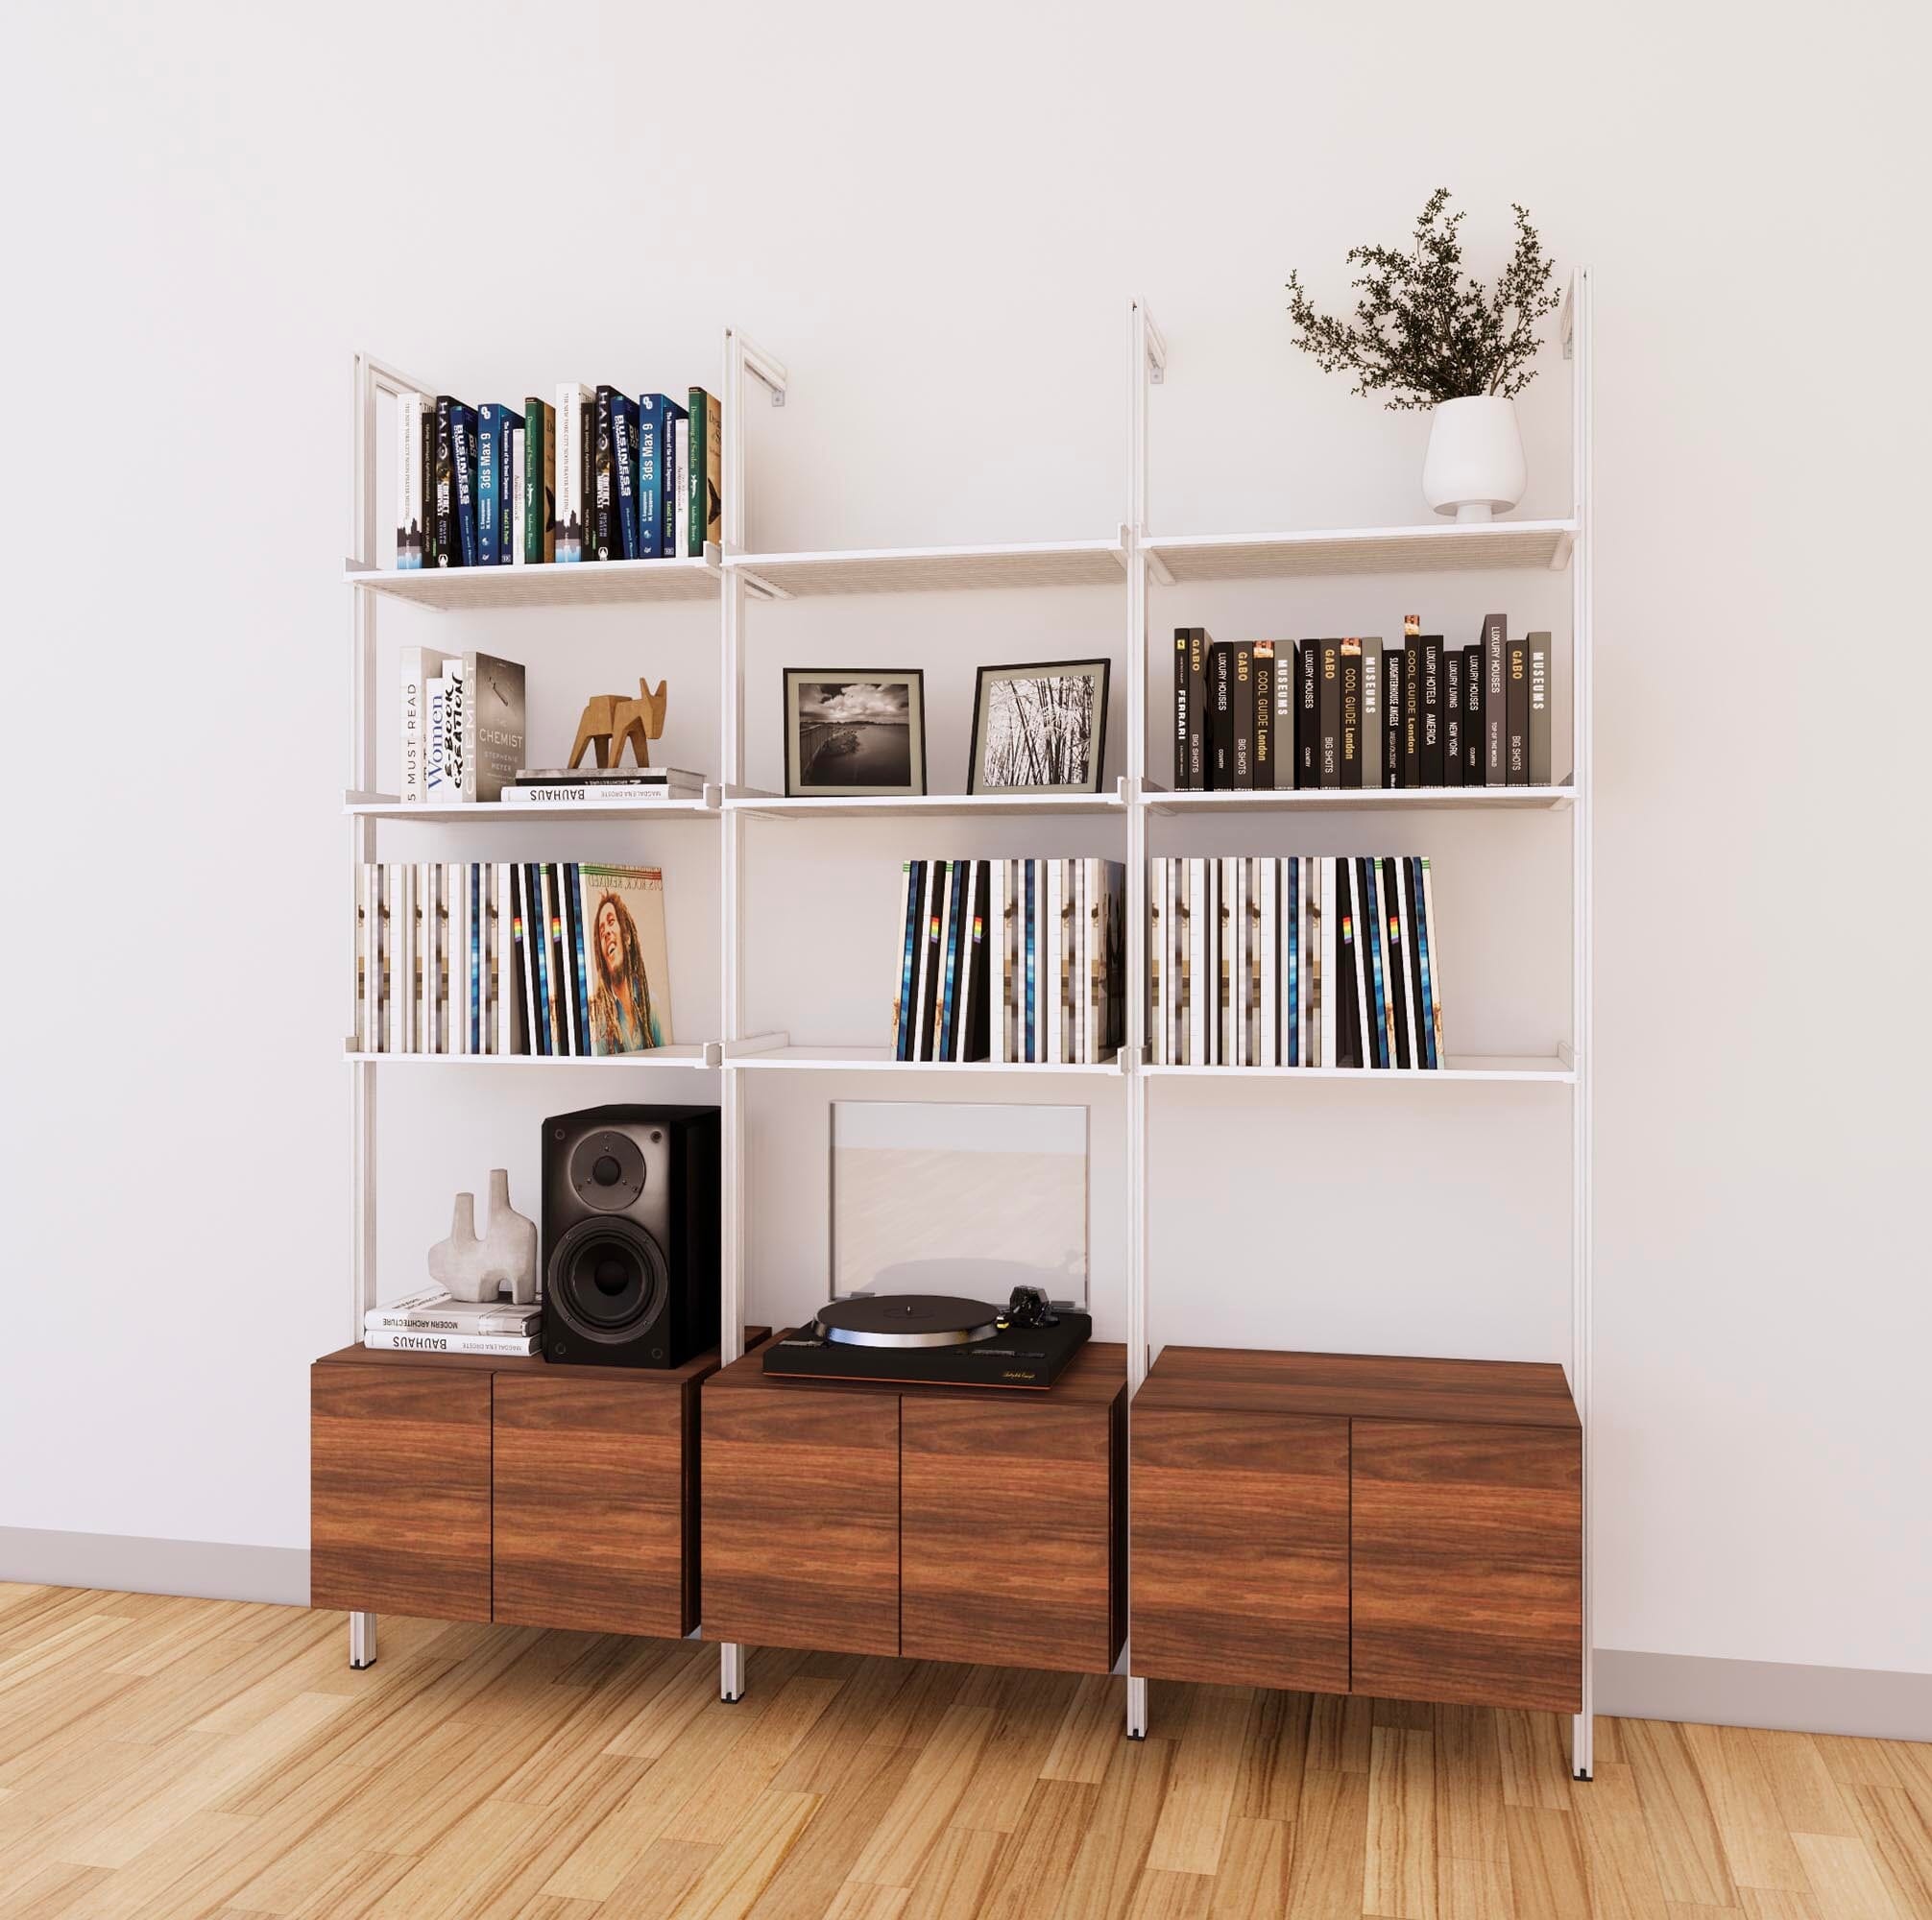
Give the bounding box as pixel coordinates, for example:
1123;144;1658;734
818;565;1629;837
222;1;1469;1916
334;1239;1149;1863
719;1641;744;1702
349;1611;377;1669
1126;1674;1148;1740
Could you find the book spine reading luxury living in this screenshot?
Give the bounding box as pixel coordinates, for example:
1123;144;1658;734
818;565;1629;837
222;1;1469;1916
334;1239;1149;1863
352;861;673;1059
1168;622;1564;790
888;859;1125;1064
1147;855;1444;1068
391;381;716;568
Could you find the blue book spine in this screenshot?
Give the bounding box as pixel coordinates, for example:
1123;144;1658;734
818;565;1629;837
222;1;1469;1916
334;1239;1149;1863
1363;859;1388;1068
659;397;688;556
1024;860;1037;1062
613;398;640;560
897;861;923;1062
483;406;519;563
470;866;482;1053
637;396;665;560
525;863;551;1055
477;411;500;564
568;864;593;1054
1411;858;1437;1068
938;863;964;1057
450;404;480;567
1286;857;1298;1067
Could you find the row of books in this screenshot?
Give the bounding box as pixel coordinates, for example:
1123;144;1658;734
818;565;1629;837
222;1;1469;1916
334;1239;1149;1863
890;859;1127;1064
398;649;527;804
1172;614;1554;790
503;766;707;805
1149;855;1445;1069
394;386;721;569
352;862;673;1058
362;1286;541;1358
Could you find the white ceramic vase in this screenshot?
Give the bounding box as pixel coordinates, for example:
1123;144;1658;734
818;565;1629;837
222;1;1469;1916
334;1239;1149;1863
481;1168;539;1306
1420;395;1527;523
427;1192;494;1301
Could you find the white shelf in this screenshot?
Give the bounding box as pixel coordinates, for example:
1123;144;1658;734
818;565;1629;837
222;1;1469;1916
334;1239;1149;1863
1145;518;1577;583
731;1044;1124;1075
1147;784;1575;815
345;1044;716;1068
1144;1055;1575;1085
726;535;1128;598
344;553;721;609
345;791;718;822
727;784;1128;822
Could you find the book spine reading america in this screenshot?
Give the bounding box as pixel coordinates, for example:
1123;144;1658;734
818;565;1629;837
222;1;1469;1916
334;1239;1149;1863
1420;633;1444;785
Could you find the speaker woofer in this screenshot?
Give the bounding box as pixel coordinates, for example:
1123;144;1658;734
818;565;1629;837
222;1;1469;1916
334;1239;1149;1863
547;1216;669;1345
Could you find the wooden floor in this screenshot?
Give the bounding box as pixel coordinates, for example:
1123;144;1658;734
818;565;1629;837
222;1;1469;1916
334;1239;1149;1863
1;1585;1927;1919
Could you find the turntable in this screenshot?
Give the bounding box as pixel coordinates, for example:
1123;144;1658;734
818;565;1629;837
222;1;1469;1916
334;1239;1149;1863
761;1286;1091;1390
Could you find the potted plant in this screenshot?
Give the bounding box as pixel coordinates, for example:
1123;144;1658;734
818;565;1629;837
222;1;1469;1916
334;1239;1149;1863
1287;189;1561;522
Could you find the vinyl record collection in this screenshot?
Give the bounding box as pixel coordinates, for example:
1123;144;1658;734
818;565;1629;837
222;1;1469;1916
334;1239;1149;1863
393;386;721;569
890;858;1126;1064
1172;614;1555;790
1148;855;1445;1069
352;862;672;1058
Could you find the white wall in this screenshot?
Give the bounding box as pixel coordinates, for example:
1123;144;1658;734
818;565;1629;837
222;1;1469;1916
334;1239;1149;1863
5;0;1928;1685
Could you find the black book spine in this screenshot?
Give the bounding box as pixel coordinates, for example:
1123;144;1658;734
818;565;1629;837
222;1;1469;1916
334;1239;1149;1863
1335;860;1360;1068
1442;647;1463;787
1381;856;1412;1068
1298;639;1318;787
1173;631;1190;789
421;407;440;568
1339;639;1363;788
1187;630;1208;790
1420;636;1444;785
1383;647;1403;786
592;386;617;562
433;398;457;566
1358;856;1386;1068
1463;644;1484;781
1528;633;1552;786
1402;856;1428;1065
1209;642;1234;788
1482;612;1508;784
1317;639;1341;788
1401;639;1421;788
1231;643;1254;788
1252;641;1275;790
1507;635;1531;785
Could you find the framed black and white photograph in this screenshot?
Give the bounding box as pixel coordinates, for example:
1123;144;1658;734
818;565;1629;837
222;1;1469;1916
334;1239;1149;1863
967;658;1110;796
783;670;928;798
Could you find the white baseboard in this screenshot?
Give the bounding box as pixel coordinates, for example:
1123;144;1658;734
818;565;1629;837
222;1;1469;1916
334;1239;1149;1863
1596;1648;1931;1742
3;1531;1923;1742
0;1527;307;1607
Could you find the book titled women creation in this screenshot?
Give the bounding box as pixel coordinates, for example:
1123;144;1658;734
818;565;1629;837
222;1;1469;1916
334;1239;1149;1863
578;865;672;1053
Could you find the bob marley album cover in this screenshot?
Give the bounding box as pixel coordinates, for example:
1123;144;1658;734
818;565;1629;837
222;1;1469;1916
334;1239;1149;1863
577;865;673;1053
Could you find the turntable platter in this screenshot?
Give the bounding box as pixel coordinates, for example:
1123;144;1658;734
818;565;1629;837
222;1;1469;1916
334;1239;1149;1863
814;1294;1001;1349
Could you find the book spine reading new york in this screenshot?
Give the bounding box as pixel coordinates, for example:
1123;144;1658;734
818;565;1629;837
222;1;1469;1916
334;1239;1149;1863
894;859;1123;1064
1146;855;1447;1068
353;862;671;1057
1168;619;1562;789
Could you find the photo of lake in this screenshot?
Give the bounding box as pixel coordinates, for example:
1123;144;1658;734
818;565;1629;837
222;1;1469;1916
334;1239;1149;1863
791;679;922;791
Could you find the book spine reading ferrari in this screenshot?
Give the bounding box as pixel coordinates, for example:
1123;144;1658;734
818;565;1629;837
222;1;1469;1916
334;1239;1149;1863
1173;630;1191;788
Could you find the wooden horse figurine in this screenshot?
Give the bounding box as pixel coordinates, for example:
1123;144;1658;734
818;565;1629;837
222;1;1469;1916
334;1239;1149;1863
568;679;668;770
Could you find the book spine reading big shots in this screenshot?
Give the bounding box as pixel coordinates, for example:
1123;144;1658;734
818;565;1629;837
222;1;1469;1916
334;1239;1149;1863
887;859;1126;1064
1169;622;1560;790
352;862;674;1059
392;383;718;567
1146;855;1445;1069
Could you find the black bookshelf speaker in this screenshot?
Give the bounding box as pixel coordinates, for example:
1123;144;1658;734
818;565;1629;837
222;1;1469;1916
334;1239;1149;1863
540;1105;721;1369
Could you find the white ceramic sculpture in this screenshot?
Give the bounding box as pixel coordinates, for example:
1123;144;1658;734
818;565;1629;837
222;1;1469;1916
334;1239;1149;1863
426;1170;539;1304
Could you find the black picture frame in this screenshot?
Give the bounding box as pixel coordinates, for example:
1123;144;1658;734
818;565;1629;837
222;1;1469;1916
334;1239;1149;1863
967;658;1111;796
783;669;929;798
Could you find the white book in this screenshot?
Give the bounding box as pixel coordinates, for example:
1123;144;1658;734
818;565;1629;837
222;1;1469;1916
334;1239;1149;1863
1299;856;1314;1068
556;383;593;562
1170;860;1186;1066
1395;856;1419;1069
1260;858;1277;1068
396;393;429;567
398;646;453;805
450;862;468;1055
1318;857;1336;1069
510;424;526;564
1073;860;1089;1064
954;861;981;1064
389;862;411;1053
1147;860;1164;1068
417;862;436;1052
365;1286;541;1335
1043;861;1063;1065
989;861;1007;1065
423;661;466;804
674;417;690;558
492;862;510;1055
908;863;937;1061
500;782;701;805
1186;857;1207;1068
1420;857;1443;1068
1347;860;1370;1070
362;1329;542;1357
1218;859;1235;1068
515;867;540;1058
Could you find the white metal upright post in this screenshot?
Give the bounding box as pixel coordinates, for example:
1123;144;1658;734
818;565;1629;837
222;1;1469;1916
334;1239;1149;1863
1123;298;1166;1740
717;326;786;1703
1565;268;1596;1781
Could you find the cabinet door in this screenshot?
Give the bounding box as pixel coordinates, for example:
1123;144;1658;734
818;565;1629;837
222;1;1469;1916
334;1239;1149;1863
901;1397;1121;1674
1132;1406;1349;1693
493;1374;691;1638
310;1363;492;1622
1350;1419;1582;1712
700;1386;900;1655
